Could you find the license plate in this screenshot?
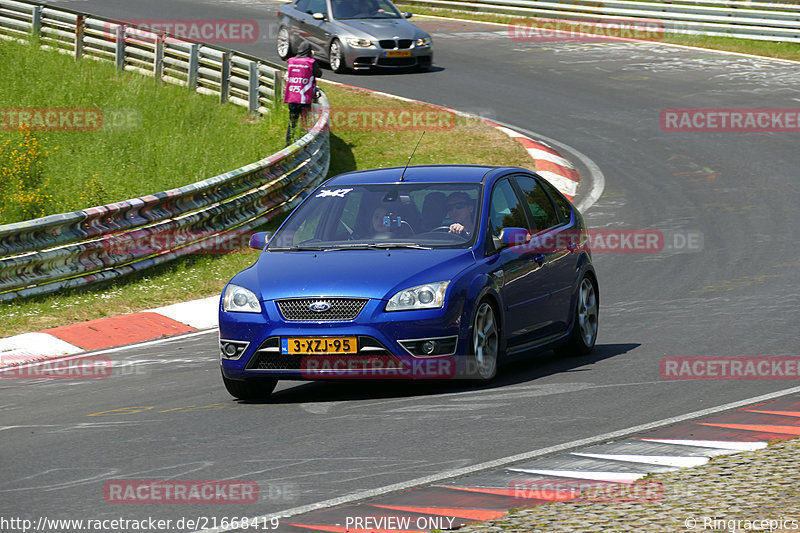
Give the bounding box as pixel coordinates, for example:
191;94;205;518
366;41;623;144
281;337;357;354
384;50;411;58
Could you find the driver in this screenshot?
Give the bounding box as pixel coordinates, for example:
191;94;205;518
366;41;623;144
371;206;390;235
446;192;475;237
353;0;385;17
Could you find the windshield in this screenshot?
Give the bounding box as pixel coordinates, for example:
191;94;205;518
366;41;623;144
331;0;402;19
269;182;481;251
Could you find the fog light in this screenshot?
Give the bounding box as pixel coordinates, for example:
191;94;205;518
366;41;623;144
219;339;249;360
421;341;436;355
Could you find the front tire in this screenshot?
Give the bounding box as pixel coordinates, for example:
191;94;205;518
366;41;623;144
555;275;598;356
329;39;347;73
468;299;500;382
277;27;293;60
222;372;277;401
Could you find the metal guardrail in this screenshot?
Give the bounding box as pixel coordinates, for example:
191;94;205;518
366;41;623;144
0;0;284;113
400;0;800;42
0;0;331;302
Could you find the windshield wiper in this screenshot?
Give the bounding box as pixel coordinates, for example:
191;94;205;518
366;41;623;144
270;243;432;251
268;245;328;251
371;243;432;250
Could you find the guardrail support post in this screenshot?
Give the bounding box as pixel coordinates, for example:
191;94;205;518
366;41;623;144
74;15;85;60
248;61;260;114
114;24;126;70
220;52;231;104
31;6;43;39
188;44;199;90
154;34;164;83
273;69;283;108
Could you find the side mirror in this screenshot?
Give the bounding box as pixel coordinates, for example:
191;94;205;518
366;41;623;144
403;11;413;18
249;231;272;250
497;227;529;250
312;12;325;20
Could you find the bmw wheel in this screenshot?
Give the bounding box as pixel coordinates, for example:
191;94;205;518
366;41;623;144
222;372;278;401
469;299;499;381
277;27;293;60
329;39;347;73
555;275;598;356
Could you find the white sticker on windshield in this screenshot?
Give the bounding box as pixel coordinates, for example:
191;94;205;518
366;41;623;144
316;188;353;198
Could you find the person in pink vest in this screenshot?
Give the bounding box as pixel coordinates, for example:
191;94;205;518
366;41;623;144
284;42;322;145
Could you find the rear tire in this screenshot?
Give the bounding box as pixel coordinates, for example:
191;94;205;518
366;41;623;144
555;275;598;357
222;372;277;401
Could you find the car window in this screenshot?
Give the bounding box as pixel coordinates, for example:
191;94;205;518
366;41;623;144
295;0;310;12
269;182;481;250
489;178;530;239
332;0;401;19
307;0;327;15
538;178;574;223
513;176;560;232
288;198;328;246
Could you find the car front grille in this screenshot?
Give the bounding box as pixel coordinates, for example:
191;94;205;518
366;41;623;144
247;336;396;371
379;39;413;49
276;298;367;321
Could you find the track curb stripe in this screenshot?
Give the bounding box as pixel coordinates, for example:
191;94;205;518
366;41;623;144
43;312;197;350
370;505;507;521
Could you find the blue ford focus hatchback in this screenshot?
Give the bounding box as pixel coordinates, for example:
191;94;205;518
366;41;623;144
219;165;598;400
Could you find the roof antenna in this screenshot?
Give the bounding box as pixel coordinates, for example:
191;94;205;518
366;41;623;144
399;131;425;182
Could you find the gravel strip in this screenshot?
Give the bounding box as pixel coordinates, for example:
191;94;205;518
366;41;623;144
456;438;800;532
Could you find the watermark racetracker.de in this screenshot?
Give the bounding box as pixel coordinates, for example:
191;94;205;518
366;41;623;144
0;355;151;379
327;107;459;131
1;356;112;379
0;107;142;131
661;357;800;380
103;480;259;504
661;108;800;132
510;478;664;503
103;19;260;44
507;17;665;42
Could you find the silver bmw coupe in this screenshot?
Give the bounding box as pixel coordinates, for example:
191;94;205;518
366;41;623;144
277;0;433;72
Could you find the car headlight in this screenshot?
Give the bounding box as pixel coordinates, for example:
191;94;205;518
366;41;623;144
347;39;373;47
223;284;261;313
416;37;431;47
386;281;449;311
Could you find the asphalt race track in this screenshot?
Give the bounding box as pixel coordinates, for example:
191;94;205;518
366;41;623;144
3;0;800;529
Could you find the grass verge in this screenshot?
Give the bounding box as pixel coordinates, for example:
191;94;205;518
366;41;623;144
1;58;532;336
0;37;287;223
398;5;800;61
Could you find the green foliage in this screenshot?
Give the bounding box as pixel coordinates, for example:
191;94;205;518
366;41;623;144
0;38;285;224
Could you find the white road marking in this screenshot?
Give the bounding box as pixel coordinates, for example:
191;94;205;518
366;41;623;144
637;439;767;451
571;452;709;468
526;148;576;169
508;469;647;483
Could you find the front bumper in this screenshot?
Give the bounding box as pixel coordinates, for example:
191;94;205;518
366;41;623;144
219;296;464;380
342;42;433;70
